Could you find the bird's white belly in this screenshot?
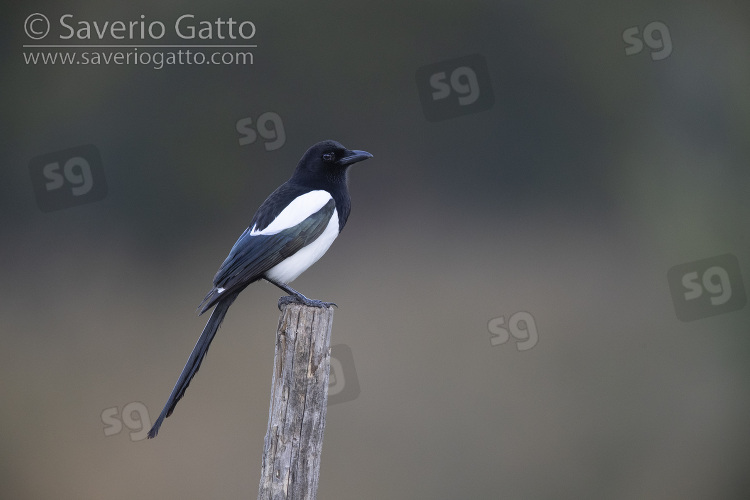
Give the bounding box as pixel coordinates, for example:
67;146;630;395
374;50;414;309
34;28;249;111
264;210;340;284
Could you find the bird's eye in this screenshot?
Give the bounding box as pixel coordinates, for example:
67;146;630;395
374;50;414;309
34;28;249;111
322;152;336;162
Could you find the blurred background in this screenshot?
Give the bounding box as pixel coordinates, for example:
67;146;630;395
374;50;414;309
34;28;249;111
3;1;750;498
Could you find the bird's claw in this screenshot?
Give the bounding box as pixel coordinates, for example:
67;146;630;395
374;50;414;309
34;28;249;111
277;295;337;311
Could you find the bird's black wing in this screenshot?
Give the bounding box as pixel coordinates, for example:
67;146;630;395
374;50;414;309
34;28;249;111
197;198;335;313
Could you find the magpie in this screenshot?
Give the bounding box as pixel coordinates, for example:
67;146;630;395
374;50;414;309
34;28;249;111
147;140;372;438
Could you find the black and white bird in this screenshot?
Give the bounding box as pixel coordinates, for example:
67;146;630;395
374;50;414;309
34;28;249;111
147;140;372;438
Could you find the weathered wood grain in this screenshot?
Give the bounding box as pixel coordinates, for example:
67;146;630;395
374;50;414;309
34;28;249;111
258;303;335;500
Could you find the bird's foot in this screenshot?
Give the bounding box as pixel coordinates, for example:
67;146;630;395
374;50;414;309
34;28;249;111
278;295;337;311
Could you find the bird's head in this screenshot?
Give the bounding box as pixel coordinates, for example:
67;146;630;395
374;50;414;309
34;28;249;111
294;140;373;184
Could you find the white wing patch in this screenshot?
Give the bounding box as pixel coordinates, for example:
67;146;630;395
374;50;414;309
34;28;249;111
264;209;340;284
250;190;333;236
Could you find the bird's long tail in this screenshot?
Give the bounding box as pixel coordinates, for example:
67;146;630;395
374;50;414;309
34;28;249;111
147;290;240;438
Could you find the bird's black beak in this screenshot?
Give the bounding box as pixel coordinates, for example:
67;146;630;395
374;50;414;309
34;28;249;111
337;149;373;167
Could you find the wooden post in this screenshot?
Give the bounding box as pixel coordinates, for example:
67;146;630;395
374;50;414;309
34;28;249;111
258;303;335;500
